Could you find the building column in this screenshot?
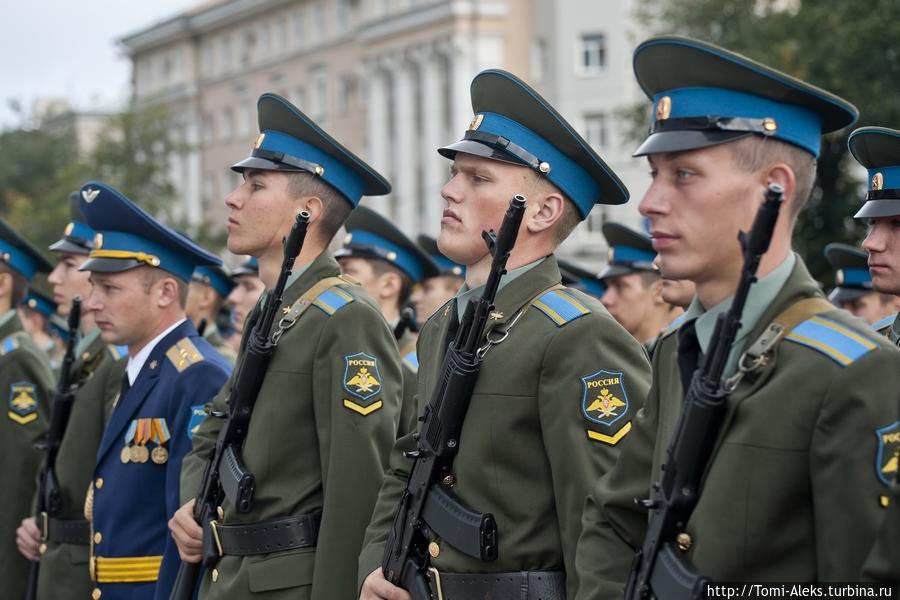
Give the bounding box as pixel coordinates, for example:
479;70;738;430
418;44;447;237
365;62;390;200
448;34;475;141
392;55;417;233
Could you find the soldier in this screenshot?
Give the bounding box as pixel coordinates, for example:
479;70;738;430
77;182;232;600
187;263;237;363
653;256;695;311
559;258;607;300
20;289;62;367
168;93;402;600
15;193;127;600
336;205;439;435
0;218;54;600
359;69;652;600
825;242;900;326
410;234;465;327
225;257;263;354
575;37;900;598
849;126;900;585
598;222;677;350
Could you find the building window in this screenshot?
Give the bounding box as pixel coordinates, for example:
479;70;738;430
314;1;326;42
220;35;233;73
220;107;235;142
292;11;305;48
337;75;354;114
203;113;216;146
579;33;606;74
310;67;328;121
531;38;547;83
259;21;271;57
237;100;253;139
584;113;608;150
292;87;307;111
274;19;287;53
336;0;349;33
240;28;256;66
200;43;213;76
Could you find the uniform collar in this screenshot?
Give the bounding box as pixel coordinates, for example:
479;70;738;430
202;321;219;340
126;318;186;384
0;309;22;340
75;326;102;356
455;257;547;322
282;251;341;306
891;313;900;346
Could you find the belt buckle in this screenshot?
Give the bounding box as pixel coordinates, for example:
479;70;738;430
209;520;224;556
427;567;444;600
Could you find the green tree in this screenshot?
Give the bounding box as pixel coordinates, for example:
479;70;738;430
633;0;900;281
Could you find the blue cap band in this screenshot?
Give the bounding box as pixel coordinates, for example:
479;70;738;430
838;267;872;287
430;254;464;276
258;130;366;206
579;278;607;298
610;245;656;265
98;230;197;282
67;221;95;243
344;230;425;282
24;293;56;317
0;239;43;281
867;165;900;192
194;266;235;297
652;87;824;157
475;112;602;218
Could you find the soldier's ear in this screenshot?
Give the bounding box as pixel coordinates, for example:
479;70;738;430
525;192;565;236
298;196;324;224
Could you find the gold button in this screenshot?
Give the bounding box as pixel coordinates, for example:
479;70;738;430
95;478;104;489
217;506;224;520
93;532;102;544
39;543;47;555
212;568;219;582
676;532;692;552
428;541;440;558
92;589;102;600
82;352;91;361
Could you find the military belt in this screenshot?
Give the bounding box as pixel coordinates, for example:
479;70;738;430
47;516;91;545
209;513;321;556
427;569;565;600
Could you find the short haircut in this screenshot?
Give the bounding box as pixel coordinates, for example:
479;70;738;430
728;135;817;223
368;258;414;306
285;171;353;244
637;270;661;288
141;267;189;308
0;263;28;305
530;173;581;246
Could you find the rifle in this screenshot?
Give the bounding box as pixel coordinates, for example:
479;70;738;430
169;211;310;600
394;306;420;340
382;195;527;599
25;296;82;600
624;183;784;600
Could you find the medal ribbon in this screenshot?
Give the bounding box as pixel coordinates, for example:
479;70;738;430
135;418;152;447
150;419;171;445
124;420;137;445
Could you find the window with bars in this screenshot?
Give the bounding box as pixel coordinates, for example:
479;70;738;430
579;33;607;74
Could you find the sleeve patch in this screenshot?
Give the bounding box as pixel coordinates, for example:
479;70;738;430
188;405;207;440
0;335;20;356
532;289;590;327
166;338;205;372
107;345;128;361
876;421;900;487
586;421;632;446
785;316;878;366
402;350;419;373
8;381;38;425
343;352;383;415
872;313;896;333
581;369;629;428
313;287;355;315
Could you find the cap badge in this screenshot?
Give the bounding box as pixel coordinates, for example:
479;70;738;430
762;117;778;134
254;133;266;149
468;114;484;131
94;233;104;249
873;172;884;191
655;96;672;121
64;222;74;236
82;188;100;204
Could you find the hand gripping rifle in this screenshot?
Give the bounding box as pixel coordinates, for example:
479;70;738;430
624;184;784;600
382;195;527;599
25;297;82;600
169;212;310;600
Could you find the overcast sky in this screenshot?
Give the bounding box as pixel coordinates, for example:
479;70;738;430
1;0;199;129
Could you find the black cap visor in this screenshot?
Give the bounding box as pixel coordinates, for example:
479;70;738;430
48;238;91;255
828;286;870;305
437;139;531;168
854;199;900;220
633;129;751;157
231;155;304;174
78;257;145;274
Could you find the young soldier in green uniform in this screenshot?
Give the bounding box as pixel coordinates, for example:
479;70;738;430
410;234;465;327
20;290;62;368
15;194;127;600
0;218;54;600
168;94;402;600
849;126;900;585
359;69;652;600
187;263;237;363
336;206;439;435
575;37;900;598
825;242;900;326
224;257;264;355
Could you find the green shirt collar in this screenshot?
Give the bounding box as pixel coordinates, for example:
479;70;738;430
0;309;16;329
890;314;900;346
455;258;545;321
284;262;311;291
684;253;796;376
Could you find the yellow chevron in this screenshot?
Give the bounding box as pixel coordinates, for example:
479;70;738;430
586;421;632;445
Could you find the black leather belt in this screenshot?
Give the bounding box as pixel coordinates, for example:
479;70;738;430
208;513;321;556
428;569;566;600
47;517;91;545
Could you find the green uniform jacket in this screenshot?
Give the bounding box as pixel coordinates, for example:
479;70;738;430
575;259;900;598
358;256;652;597
203;323;237;365
35;332;125;600
181;252;402;599
397;329;418;437
0;312;54;599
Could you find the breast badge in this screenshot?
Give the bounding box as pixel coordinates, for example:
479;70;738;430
8;381;38;425
581;370;632;445
343;352;383;416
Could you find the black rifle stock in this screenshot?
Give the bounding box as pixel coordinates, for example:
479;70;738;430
169;211;310;600
25;297;82;600
625;184;784;600
381;195;527;599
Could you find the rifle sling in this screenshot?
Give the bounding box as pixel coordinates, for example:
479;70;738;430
272;275;355;338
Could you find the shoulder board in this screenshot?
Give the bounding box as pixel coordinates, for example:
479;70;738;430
402;350;419;373
0;334;20;356
661;313;688;338
312;285;355;316
107;345;128;361
531;289;591;327
165;338;205;373
785;315;880;366
872;313;896;334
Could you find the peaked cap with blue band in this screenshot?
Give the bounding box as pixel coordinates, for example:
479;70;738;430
598;222;657;281
850;127;900;219
49;191;96;255
416;235;464;278
77;182;222;282
230;256;259;279
632;36;858;158
0;218;52;282
559;258;606;299
336;206;438;283
438;69;629;219
824;242;873;305
193;265;235;298
23;289;57;318
231;93;390;207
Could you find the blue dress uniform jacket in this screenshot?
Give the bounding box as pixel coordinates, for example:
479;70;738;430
88;320;230;600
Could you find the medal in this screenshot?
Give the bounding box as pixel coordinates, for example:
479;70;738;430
130;445;144;462
120;446;131;463
134;445;150;463
151;446;168;464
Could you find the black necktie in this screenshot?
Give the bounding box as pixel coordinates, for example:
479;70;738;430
677;321;702;395
118;374;131;403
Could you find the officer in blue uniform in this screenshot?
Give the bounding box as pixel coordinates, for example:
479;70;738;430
336;206;439;435
824;242;900;327
410;234;464;327
77;182;232;600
